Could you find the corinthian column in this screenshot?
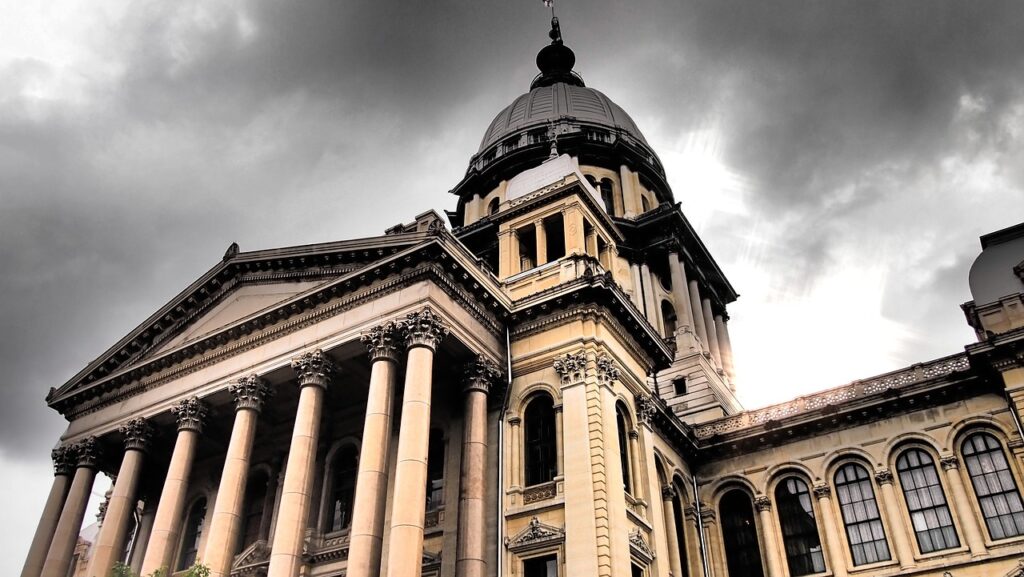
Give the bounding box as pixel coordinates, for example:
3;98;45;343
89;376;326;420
87;418;153;577
754;496;785;577
267;350;335;577
661;485;685;577
456;355;501;577
701;299;722;368
940;455;987;556
385;308;449;577
812;484;847;577
687;280;709;353
41;437;101;577
874;469;915;569
204;375;273;577
21;446;76;577
141;398;207;575
347;321;401;577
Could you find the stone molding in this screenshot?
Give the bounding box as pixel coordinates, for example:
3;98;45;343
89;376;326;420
553;351;587;385
812;483;831;499
171;396;208;433
753;495;772;512
120;418;154;453
875;468;894;485
463;354;502;395
522;482;557;505
940;455;960;471
595;353;620;386
505;516;565;553
361;320;402;363
291;348;334;389
661;484;677;501
52;445;76;476
628;528;656;563
401;308;450;352
229;374;274;413
74;436;101;469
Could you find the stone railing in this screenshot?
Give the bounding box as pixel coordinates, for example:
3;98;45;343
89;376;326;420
694;353;971;439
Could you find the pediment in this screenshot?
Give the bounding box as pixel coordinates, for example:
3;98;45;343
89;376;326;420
505;516;564;553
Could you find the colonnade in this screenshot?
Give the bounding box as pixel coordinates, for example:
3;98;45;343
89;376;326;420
23;307;501;577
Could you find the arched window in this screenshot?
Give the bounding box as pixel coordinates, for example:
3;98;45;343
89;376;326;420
616;403;633;494
329;445;359;532
720;490;764;577
896;448;959;553
775;477;825;576
524;394;557;486
487;197;500;216
426;428;446;510
599;178;615;214
240;471;268;549
671;480;689;576
834;463;890;565
962;432;1024;540
661;301;677;337
177;498;206;571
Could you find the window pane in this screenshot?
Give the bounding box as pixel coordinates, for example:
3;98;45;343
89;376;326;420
720;490;765;577
523;554;558;577
775;478;825;576
330;445;359;531
896;449;960;553
524;395;557;486
962;433;1024;540
834;463;891;566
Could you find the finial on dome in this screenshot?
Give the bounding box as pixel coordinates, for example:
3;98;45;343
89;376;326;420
532;16;584;90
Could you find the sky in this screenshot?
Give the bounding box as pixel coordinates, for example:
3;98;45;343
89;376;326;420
2;0;1023;569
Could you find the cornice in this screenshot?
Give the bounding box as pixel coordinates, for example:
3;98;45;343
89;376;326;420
487;177;624;243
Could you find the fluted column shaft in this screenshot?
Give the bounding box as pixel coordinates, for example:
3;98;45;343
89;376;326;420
717;315;737;383
535;219;548;266
268;351;334;577
456;356;499;577
813;485;847;577
347;323;401;577
754;497;785;577
22;447;75;577
701;299;722;368
204;376;272;577
661;487;685;577
87;418;153;577
940;455;987;556
141;398;207;575
687;280;709;352
385;309;448;577
41;438;100;577
667;251;694;331
875;470;916;568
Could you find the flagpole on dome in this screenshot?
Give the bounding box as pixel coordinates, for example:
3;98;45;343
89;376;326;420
543;0;555;19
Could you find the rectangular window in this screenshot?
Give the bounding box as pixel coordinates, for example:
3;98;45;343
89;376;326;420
673;377;687;396
523;554;558;577
544;213;566;261
518;225;537;272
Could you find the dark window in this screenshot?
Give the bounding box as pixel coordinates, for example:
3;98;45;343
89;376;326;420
631;563;645;577
673;377;687;396
330;445;359;532
661;301;677;337
775;478;826;576
641;195;652;212
241;471;268;549
178;498;206;570
426;429;446;510
488;197;500;216
518;225;537;271
599;178;615;214
524;395;557;486
544;213;566;261
523;554;558;577
720;490;764;577
671;483;689;576
834;463;890;565
896;449;959;553
616;404;633;494
962;433;1024;540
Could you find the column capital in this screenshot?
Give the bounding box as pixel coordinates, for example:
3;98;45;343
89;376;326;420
119;418;154;453
874;468;894;485
228;374;274;413
73;436;102;470
662;484;677;501
52;445;76;476
508;415;522;426
754;495;772;512
361;320;402;362
401;308;449;352
171;396;208;433
812;483;831;499
291;348;335;389
635;393;657;427
462;354;502;395
595;354;620;386
553;350;586;386
940;455;960;471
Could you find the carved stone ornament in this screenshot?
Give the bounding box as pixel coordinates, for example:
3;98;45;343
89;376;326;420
52;445;76;476
74;436;102;469
662;484;677;501
1006;558;1024;577
401;308;450;352
291;348;334;389
229;374;274;413
361;320;402;363
874;468;894;485
812;483;831;499
628;528;656;563
463;354;502;395
753;495;772;512
636;394;657;426
505;516;565;552
940;455;960;471
553;351;587;385
595;354;620;386
120;418;154;453
171;396;208;433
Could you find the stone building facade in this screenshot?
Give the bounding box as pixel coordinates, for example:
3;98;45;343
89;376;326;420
20;17;1024;577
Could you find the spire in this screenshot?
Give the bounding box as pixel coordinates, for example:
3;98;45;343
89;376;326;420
531;17;585;89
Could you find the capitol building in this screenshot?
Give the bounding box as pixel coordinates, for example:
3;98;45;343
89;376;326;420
20;17;1024;577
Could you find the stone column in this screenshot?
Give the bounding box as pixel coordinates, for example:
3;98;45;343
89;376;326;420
456;356;501;577
754;496;785;577
628;430;643;511
267;350;335;577
347;321;401;577
717;315;737;384
667;250;695;343
701;299;722;368
128;502;156;575
22;446;76;577
687;280;709;353
812;484;848;577
553;404;564;477
204;375;273;577
41;438;101;577
141;397;207;575
630;263;644;310
535;220;547;266
940;455;987;556
640;263;661;333
385;308;449;577
508;416;522;491
661;486;685;577
87;418;153;577
875;469;916;569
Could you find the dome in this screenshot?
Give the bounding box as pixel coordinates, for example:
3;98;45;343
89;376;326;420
478;83;650;153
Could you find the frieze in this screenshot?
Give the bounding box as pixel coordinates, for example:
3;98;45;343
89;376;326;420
171;396;208;433
505;517;565;553
291;349;334;389
361;320;402;363
553;351;587;386
229;375;274;413
522;481;557;505
401;308;450;352
628;528;656;563
463;354;503;395
119;418;153;453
